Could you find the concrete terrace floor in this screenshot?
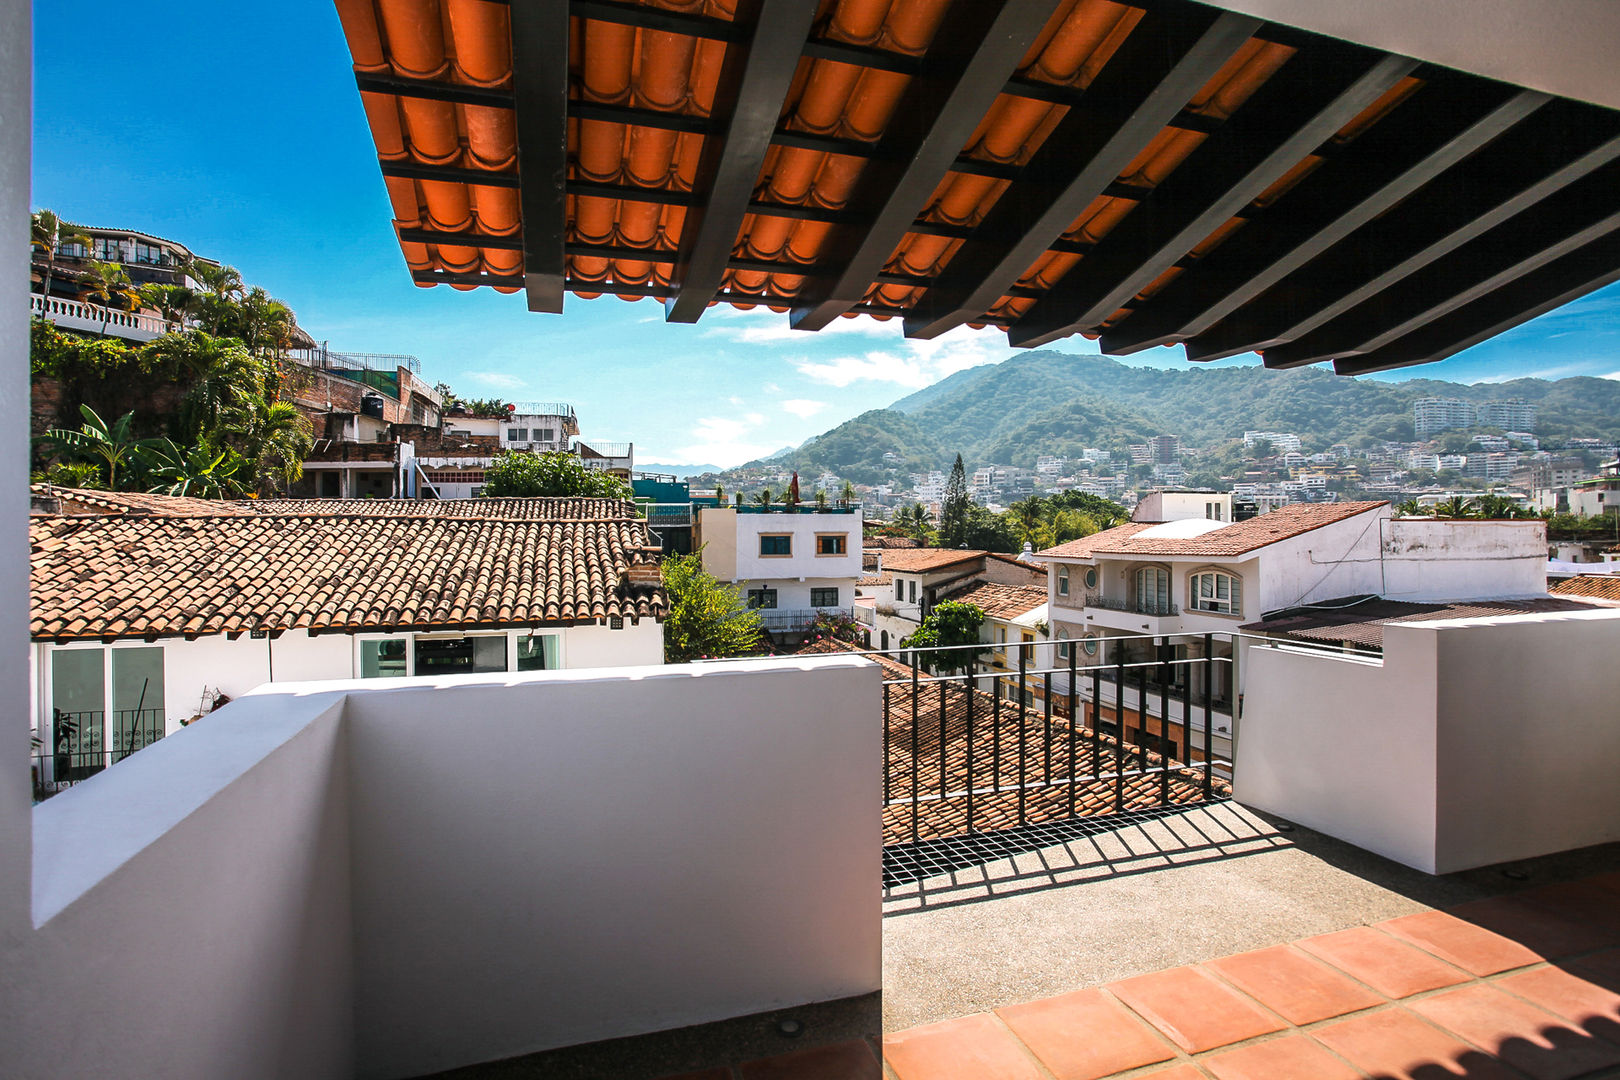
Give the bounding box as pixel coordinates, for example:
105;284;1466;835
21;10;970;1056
424;802;1620;1080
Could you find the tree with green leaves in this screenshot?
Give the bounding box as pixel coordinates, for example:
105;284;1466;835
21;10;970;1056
221;397;314;493
902;600;984;674
661;550;766;663
1008;497;1046;547
29;209;92;316
144;331;265;438
901;502;934;543
481;450;633;499
38;404;164;491
138;284;197;333
82;261;139;337
940;453;970;547
840;479;856;507
142;437;245;498
753;487;774;508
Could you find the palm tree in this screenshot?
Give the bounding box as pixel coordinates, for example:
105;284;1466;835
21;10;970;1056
138;283;196;332
814;488;828;509
1433;495;1475;519
186;260;245;335
222;396;313;493
29;210;93;317
38;405;163;491
1009;497;1046;546
142;438;245;499
82;261;139;336
840;479;856;507
753;487;773;508
235;286;296;358
904;502;934;543
143;331;265;437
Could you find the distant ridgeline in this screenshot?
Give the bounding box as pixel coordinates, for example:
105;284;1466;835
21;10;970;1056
710;352;1620;483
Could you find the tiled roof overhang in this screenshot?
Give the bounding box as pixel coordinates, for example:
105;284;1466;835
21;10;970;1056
335;0;1620;374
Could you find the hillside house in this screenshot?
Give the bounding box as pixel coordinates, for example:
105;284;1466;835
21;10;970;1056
694;504;863;636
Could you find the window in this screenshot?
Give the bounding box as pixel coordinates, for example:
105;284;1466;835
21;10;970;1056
413;635;508;676
133;241;167;266
535;427;554;442
908;580;917;604
1084;567;1098;589
759;534;791;556
994;626;1007;657
810;587;839;607
1056;628;1071;661
360;638;409;678
93;237;123;261
517;634;559;671
1189;570;1242;615
1082;634;1098;657
815;533;847;555
746;588;778;609
1057;566;1069;597
1135;566;1171;615
45;646;168;781
506;427;528;442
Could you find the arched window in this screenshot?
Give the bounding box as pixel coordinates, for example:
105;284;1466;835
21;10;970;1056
1134;566;1171;615
1056;566;1070;597
881;630;889;651
1189;570;1242;615
1055;626;1071;660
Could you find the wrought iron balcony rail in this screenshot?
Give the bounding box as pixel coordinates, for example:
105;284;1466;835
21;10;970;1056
1089;595;1180;616
32;708;166;803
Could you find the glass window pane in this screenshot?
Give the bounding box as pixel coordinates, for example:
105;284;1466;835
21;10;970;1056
517;634;558;671
111;647;165;756
361;638;409;678
50;649;105;770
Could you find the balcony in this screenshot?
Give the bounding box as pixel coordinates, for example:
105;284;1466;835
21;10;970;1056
734;503;861;514
1089;594;1179;617
29;292;169;342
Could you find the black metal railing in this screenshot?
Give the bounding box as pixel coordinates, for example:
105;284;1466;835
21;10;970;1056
874;635;1233;861
1089;595;1180;617
32;709;165;803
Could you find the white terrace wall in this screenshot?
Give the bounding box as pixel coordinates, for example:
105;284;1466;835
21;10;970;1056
1236;609;1620;874
0;657;881;1080
1380;518;1547;600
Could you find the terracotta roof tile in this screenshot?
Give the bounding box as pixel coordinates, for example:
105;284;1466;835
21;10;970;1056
857;572;892;587
31;509;664;641
875;548;988;573
942;580;1048;620
1041;502;1387;559
1240;595;1605;649
1551;574;1620;602
32;486;638;522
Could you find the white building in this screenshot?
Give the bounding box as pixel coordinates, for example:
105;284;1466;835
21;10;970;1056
1133;490;1232;523
694;505;863;634
28;491;666;793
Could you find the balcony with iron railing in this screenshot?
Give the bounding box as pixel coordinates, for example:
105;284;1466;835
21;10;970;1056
1088;593;1179;617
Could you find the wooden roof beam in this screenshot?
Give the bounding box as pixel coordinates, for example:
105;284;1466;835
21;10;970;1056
510;0;570;313
1332;230;1620;375
900;8;1262;342
663;0;820;324
1007;45;1420;349
788;0;1063;332
1184;98;1620;362
1097;79;1548;356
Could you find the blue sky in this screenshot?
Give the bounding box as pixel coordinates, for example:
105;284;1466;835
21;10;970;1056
31;2;1620;466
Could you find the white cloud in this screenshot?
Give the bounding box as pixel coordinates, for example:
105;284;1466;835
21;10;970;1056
657;413;777;468
744;411;767;426
762;382;781;393
727;395;746;406
780;398;827;418
1603;371;1620;381
791;325;1011;389
463;371;528;391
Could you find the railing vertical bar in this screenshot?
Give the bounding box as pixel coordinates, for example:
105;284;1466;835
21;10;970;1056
1017;645;1028;826
1043;645;1053;786
1159;649;1172;807
1090;663;1101;782
1114;653;1126;813
882;681;891;805
992;671;1002;793
1180;649;1193;804
1203;633;1215;798
911;651;921;845
1136;660;1149;790
939;667;948;803
964;669;975;837
1067;645;1078;819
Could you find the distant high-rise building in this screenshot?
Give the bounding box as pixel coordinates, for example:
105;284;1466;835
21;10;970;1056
1414;397;1478;437
1150;435;1181;464
1476;399;1535;431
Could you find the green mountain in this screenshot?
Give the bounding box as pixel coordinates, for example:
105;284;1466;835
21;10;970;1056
740;352;1620;480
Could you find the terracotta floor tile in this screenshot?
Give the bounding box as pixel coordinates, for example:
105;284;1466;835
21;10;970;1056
1379;910;1545;977
1449;895;1618;959
1204;944;1385;1025
1517;881;1620;935
1202;1034;1364;1080
739;1039;880;1080
1297;926;1470;999
996;987;1175;1080
1108;966;1283;1054
1314;1008;1522;1080
883;1013;1044;1080
1408;984;1620;1080
1138;1067;1210;1080
1497;966;1620;1044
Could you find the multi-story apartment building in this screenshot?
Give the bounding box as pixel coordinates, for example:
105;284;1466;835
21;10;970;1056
694;504;863;635
1243;431;1302;453
1149;434;1182;464
1477;399;1536;430
1413;397;1478;437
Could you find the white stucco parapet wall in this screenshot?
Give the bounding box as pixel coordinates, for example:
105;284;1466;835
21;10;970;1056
5;657;882;1080
1237;607;1620;875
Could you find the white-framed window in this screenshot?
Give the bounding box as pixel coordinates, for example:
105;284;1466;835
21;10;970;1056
1056;627;1071;661
358;630;562;679
506;427;528;442
41;643;169;779
1084;567;1098;589
1057;566;1069;597
1082;633;1099;657
810;587;839;607
1189;570;1242;615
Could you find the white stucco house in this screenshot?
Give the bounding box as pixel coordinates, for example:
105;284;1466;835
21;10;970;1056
694;505;863;634
29;489;665;794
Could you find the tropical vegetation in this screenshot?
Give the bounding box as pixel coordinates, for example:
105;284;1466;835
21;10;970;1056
481;450;632;499
660;550;767;664
901;600;985;674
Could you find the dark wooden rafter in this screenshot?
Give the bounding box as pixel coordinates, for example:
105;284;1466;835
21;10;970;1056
788;0;1063;332
1331;229;1620;375
509;0;570;313
380;160;519;187
1263;160;1620;367
1096;79;1549;355
900;8;1262;342
1184;98;1620;362
664;0;820;323
1007;46;1420;349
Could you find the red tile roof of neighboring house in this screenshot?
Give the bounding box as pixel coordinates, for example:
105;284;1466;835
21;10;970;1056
1240;594;1605;650
865;537;923;549
1550;574;1620;602
1039;502;1387;559
857;572;892;587
876;548;988;573
943;581;1048;621
31;486;638;522
31;506;664;641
